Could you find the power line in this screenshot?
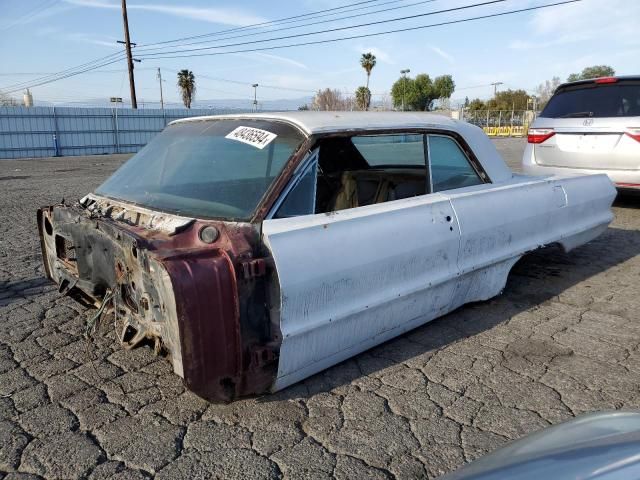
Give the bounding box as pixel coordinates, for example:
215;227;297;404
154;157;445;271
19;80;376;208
138;0;388;48
0;68;156;77
0;52;126;92
138;0;582;60
1;0;582;95
1;57;125;94
164;68;318;94
0;0;387;92
138;0;508;57
136;0;437;53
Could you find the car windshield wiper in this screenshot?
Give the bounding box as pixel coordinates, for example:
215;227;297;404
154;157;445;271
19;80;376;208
559;111;594;118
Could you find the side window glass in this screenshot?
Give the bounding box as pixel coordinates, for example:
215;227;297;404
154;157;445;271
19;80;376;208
428;135;482;192
274;162;317;218
351;134;425;167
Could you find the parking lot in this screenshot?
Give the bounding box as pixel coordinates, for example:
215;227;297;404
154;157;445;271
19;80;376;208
1;137;639;479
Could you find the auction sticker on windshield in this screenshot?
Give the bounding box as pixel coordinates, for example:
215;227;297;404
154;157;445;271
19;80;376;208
225;126;277;149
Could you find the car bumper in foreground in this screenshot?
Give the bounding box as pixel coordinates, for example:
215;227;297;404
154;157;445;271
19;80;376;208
523;162;640;191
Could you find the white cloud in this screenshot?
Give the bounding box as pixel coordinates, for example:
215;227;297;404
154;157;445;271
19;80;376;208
3;2;74;27
520;0;640;47
66;33;121;48
429;45;454;64
259;74;319;93
229;52;309;70
63;0;267;26
252;53;309;70
35;26;60;37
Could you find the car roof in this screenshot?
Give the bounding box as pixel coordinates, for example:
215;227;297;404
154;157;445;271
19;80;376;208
169;111;459;135
169;111;514;183
556;75;640;91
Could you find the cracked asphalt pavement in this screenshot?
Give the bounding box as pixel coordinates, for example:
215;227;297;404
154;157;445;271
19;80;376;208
1;138;640;479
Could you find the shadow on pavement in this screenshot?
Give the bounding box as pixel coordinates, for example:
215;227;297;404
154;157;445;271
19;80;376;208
1;277;53;307
614;191;640;209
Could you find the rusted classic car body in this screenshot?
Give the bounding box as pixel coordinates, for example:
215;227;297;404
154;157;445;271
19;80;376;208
38;112;616;402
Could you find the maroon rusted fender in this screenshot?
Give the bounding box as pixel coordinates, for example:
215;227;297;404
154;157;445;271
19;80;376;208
38;199;279;402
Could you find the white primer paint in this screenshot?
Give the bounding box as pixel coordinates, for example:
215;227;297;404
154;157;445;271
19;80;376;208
262;173;615;392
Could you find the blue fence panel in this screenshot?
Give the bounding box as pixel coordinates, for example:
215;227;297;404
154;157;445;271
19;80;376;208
0;107;255;159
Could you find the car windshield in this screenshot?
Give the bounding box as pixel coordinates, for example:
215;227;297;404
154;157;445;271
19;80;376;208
541;80;640;118
95;119;306;220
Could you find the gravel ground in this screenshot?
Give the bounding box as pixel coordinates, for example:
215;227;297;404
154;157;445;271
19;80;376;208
1;138;639;479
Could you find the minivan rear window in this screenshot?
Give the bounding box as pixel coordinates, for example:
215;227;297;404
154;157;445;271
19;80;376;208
540;80;640;118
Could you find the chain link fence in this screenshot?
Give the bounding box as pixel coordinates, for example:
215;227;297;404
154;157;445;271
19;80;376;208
459;110;539;137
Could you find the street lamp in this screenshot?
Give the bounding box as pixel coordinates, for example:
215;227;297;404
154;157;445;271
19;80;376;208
252;83;259;112
400;69;410;111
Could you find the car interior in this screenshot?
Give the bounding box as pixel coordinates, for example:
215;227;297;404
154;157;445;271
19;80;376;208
274;133;485;218
314;136;429;213
274;134;484;218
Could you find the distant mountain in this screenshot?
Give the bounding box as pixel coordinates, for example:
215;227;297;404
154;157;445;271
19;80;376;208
33;96;313;111
191;96;313;111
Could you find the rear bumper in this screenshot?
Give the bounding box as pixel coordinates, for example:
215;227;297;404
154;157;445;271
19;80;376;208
522;146;640;190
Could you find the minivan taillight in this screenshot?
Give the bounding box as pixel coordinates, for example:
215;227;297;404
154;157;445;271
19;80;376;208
594;77;618;84
625;128;640;143
528;128;555;144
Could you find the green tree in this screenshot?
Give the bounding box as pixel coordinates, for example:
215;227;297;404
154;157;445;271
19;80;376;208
391;75;412;110
567;65;615;82
355;86;371;110
487;89;530;110
464;96;470;108
391;73;441;111
412;74;435;111
433;75;455;99
467;98;486;111
177;69;196;108
359;52;376;110
391;73;456;111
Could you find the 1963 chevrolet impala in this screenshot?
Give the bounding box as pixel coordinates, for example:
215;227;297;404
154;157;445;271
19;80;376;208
37;112;616;402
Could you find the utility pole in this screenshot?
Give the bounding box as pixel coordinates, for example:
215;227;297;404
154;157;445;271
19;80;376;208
157;68;164;110
121;0;137;109
252;83;258;112
400;69;410;111
490;81;503;97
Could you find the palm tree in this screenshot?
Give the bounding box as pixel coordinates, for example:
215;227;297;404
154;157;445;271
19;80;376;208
359;52;377;110
355;86;371;111
177;69;196;109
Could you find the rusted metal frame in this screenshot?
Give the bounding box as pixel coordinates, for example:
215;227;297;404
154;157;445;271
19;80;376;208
39;196;275;401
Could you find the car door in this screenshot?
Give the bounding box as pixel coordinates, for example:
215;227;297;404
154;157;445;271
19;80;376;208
261;138;462;391
427;134;564;307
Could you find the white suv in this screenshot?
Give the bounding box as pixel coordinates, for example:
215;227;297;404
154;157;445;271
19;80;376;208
523;76;640;191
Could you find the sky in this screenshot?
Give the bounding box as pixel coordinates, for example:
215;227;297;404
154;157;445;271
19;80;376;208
0;0;638;108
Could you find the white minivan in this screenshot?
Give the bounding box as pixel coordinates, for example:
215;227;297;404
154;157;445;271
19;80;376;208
523;76;640;192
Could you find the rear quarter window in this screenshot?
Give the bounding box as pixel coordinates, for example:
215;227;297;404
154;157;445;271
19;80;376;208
541;81;640;118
